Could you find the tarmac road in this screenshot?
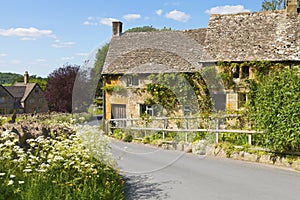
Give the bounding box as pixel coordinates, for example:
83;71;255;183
110;140;300;200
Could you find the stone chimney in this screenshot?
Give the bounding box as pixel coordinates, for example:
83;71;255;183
286;0;298;16
24;71;29;85
112;21;122;36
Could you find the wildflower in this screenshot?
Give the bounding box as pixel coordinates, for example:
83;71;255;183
36;169;47;173
7;180;14;185
9;174;15;178
18;181;25;184
23;168;32;173
0;173;5;176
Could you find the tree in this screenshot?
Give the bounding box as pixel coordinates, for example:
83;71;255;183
45;64;79;113
93;43;109;98
261;0;300;11
261;0;285;11
249;68;300;153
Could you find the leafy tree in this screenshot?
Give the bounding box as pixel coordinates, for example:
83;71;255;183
29;76;48;90
249;68;300;153
125;26;158;33
125;26;171;33
45;64;79;113
261;0;285;10
0;72;22;85
93;43;109;98
261;0;300;11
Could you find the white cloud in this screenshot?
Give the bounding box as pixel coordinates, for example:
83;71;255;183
123;14;141;21
76;52;88;57
61;56;74;61
0;27;53;38
11;60;21;65
0;53;7;57
35;58;46;62
205;5;250;15
165;10;191;22
52;40;75;48
83;16;98;26
20;37;37;41
83;21;97;26
155;9;163;16
100;18;119;26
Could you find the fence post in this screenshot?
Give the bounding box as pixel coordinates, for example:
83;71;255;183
248;134;252;145
186;118;189;143
215;118;219;144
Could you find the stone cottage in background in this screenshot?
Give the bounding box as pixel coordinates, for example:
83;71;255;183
0;85;14;114
0;71;48;114
102;0;300;120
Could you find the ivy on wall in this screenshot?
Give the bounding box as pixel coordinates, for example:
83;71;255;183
143;72;212;116
217;60;286;89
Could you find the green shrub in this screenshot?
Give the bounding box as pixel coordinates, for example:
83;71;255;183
249;68;300;153
123;134;133;143
142;136;150;144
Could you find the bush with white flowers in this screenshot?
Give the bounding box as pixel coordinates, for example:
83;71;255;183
0;118;124;200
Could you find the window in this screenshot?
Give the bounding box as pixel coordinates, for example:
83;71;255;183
0;97;5;104
126;75;139;87
238;93;247;108
140;104;156;116
241;66;250;78
232;66;240;78
183;106;191;116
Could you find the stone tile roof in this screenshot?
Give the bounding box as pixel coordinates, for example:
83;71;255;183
102;30;212;74
0;85;14;98
103;10;300;74
205;10;300;62
5;83;37;102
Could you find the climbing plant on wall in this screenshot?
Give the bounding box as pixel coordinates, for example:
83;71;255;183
249;68;300;153
143;72;212;116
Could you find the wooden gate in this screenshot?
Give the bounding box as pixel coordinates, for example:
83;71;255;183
111;104;126;127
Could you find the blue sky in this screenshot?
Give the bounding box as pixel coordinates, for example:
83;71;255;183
0;0;264;77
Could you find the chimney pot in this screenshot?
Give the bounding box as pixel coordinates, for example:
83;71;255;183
112;21;122;36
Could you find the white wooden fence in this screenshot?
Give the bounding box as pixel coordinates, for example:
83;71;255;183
105;115;262;144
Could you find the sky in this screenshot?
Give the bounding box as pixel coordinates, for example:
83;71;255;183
0;0;264;77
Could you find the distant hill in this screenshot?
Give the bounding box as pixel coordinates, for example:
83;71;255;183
0;72;22;85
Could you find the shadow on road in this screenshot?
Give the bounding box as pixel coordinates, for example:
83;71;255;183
123;175;171;200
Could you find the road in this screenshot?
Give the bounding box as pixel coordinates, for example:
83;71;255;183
110;140;300;200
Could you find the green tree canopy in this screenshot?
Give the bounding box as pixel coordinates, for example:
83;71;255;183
249;68;300;153
261;0;300;11
261;0;285;11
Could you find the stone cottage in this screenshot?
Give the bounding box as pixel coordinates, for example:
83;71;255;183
102;0;300;120
0;85;14;114
2;72;48;114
